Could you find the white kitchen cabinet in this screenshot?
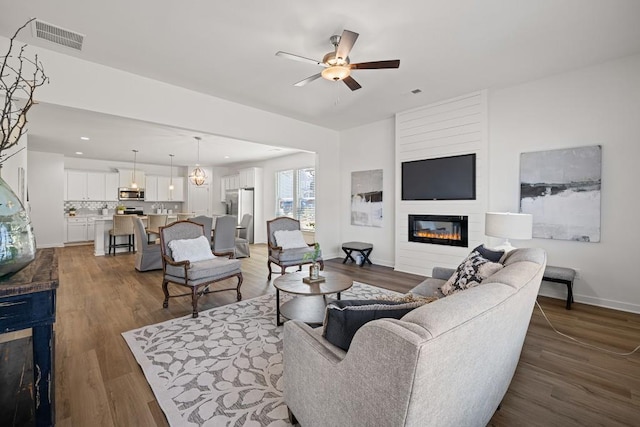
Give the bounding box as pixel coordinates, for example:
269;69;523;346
118;169;146;189
66;171;87;200
145;176;159;201
157;176;170;201
66;216;98;242
87;217;96;241
105;173;119;201
86;172;106;200
220;179;226;202
171;177;185;201
145;175;184;201
66;170;111;201
239;167;260;189
222;174;239;191
66;217;88;242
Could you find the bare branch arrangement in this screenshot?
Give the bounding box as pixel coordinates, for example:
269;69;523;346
1;18;49;163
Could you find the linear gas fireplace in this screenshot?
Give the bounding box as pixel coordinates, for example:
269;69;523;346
408;214;468;247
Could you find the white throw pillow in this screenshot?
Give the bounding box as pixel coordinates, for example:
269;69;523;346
274;229;308;249
168;235;215;262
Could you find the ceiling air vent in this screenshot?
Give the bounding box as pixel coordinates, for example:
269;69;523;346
31;19;84;51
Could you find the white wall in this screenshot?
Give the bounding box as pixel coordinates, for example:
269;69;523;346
0;36;341;255
339;119;396;266
489;53;640;313
1;135;28;204
28;151;65;247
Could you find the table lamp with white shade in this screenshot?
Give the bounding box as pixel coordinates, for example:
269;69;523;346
485;212;533;251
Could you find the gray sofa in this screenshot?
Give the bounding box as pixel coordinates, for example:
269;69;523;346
283;247;546;427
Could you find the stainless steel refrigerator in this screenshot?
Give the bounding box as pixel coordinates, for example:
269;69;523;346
225;188;254;243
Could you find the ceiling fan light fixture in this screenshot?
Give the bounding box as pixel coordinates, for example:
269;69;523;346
321;65;350;81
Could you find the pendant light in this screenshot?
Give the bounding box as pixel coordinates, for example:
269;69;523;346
189;137;207;186
169;154;175;191
131;149;138;189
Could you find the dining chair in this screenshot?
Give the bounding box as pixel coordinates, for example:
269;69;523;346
132;217;162;271
190;215;213;247
235;214;253;258
212;215;237;256
108;214;135;255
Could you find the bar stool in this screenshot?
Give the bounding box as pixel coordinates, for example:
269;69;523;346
146;214;168;243
177;213;195;221
109;214;135;255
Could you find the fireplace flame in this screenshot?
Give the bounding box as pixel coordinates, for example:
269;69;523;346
415;229;462;240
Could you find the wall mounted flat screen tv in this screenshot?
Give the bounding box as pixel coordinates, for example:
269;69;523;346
402;153;476;200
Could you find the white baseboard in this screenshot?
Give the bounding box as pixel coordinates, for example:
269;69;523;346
538;289;640;314
36;243;65;248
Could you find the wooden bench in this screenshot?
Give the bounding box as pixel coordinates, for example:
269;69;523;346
543;266;576;309
341;242;373;267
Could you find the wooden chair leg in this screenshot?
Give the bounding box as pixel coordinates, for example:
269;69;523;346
319;260;324;271
191;287;199;318
267;260;272;280
236;273;243;301
162;280;169;308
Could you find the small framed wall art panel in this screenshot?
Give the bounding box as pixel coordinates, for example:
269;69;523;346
351;169;383;227
520;145;601;242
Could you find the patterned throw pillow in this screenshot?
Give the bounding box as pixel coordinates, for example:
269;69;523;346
440;250;504;296
472;244;505;263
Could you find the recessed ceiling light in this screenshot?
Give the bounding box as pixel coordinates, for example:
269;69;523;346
224;156;230;159
75;151;83;155
80;136;90;141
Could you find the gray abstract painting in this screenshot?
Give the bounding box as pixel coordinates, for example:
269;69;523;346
351;169;383;227
520;145;601;242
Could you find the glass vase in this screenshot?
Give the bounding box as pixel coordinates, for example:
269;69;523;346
309;262;320;280
0;176;36;278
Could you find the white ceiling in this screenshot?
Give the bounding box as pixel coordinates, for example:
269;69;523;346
2;0;640;165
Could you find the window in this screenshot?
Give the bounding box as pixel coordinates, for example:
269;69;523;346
276;168;315;230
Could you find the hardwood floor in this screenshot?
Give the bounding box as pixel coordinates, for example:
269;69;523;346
3;244;640;426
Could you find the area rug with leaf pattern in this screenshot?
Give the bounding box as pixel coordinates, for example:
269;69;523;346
122;282;400;427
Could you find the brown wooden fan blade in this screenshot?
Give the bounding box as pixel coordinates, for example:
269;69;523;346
350;60;400;70
276;51;325;67
343;75;362;91
294;73;322;87
335;30;359;62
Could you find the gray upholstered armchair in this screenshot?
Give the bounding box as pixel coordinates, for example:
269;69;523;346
266;216;323;280
159;220;243;318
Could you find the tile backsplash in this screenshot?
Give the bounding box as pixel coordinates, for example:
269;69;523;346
64;201;184;214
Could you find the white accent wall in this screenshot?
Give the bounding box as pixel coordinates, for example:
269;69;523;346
395;91;489;276
489;53;640;313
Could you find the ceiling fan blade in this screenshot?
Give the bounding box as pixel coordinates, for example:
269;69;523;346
276;51;325;67
343;75;362;91
335;30;359;62
350;60;400;70
294;73;323;87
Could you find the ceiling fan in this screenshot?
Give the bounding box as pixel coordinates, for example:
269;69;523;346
275;29;400;91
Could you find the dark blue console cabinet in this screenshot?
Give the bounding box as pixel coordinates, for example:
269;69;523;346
0;248;59;427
